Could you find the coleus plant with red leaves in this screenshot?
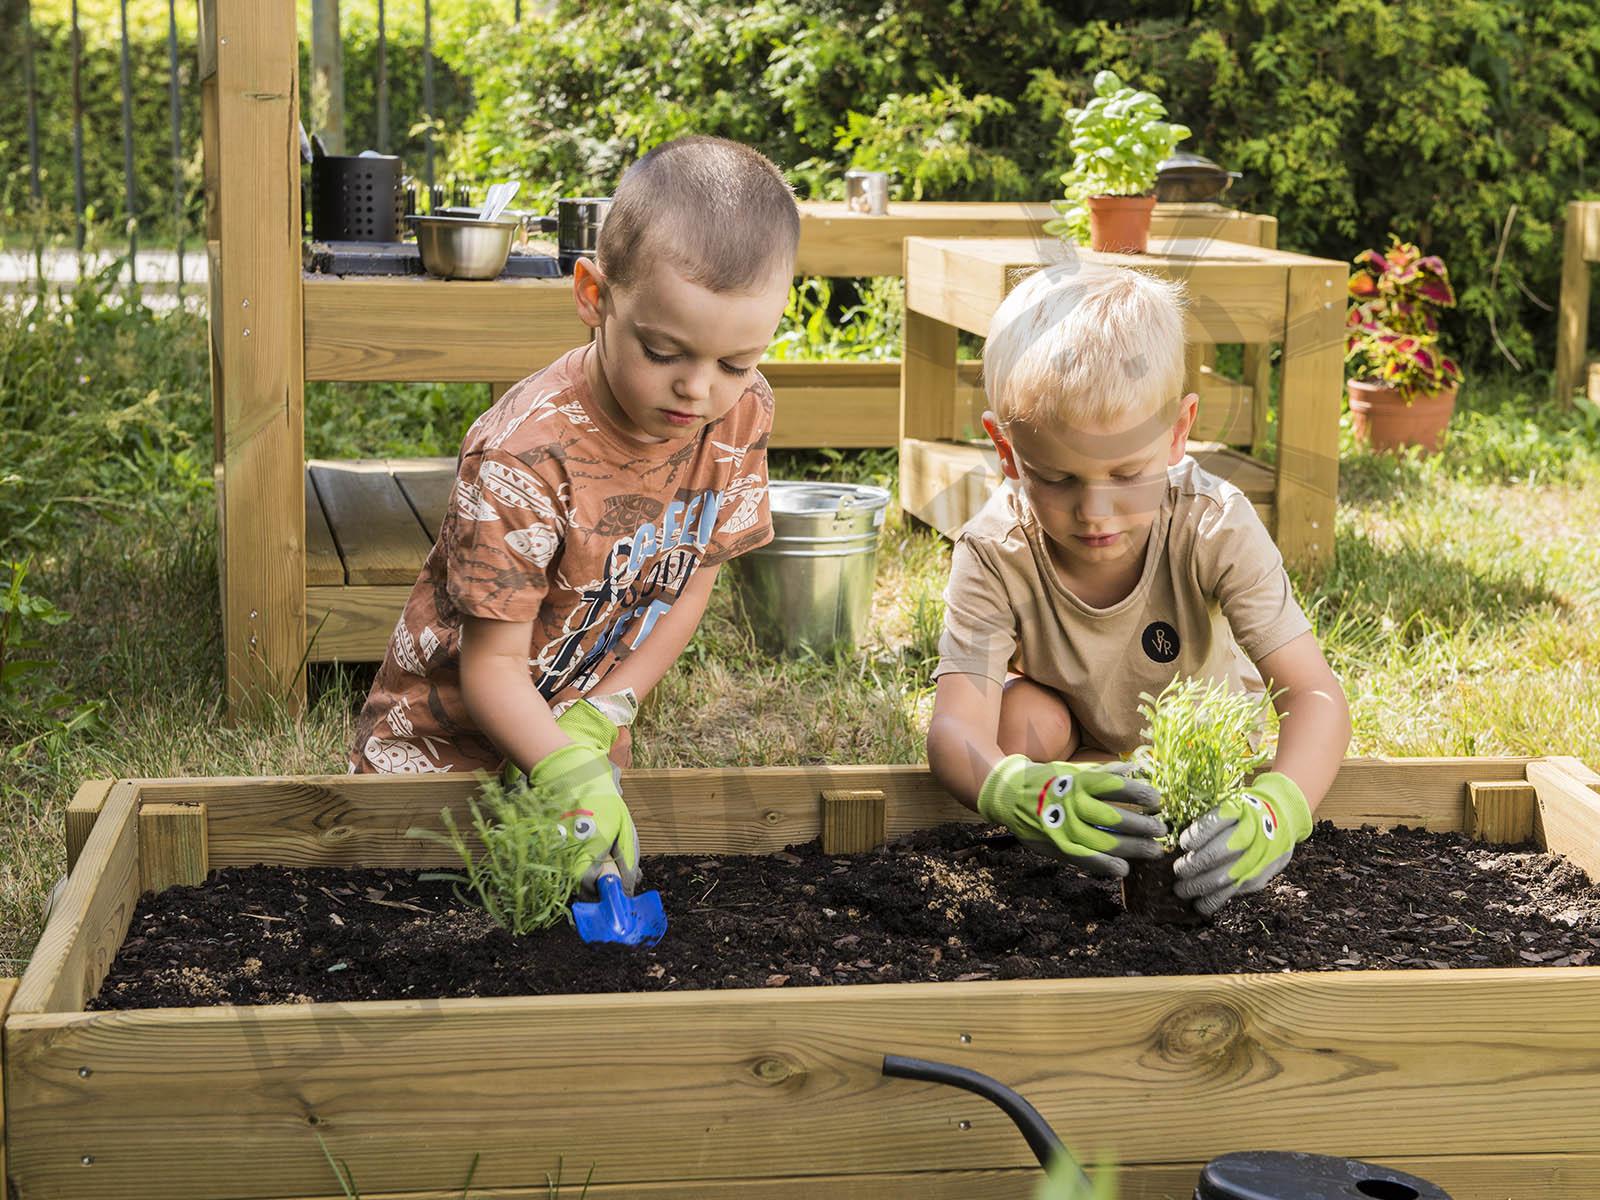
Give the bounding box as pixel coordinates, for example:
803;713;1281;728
1346;234;1464;400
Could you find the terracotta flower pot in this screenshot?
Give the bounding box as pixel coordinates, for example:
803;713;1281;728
1347;379;1459;456
1087;194;1158;254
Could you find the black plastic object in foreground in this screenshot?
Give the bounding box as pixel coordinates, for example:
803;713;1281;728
880;1054;1089;1188
1195;1151;1453;1200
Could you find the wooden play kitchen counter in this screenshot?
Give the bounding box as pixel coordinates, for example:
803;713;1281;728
897;234;1346;570
6;754;1600;1198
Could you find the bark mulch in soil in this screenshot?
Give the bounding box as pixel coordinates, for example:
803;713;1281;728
89;821;1600;1010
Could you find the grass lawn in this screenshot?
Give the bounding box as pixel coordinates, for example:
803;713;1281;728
3;292;1598;972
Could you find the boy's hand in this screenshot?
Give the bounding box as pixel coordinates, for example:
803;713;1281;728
1172;772;1312;916
510;743;641;895
977;755;1167;878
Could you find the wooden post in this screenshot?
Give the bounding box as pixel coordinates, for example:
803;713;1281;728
1468;781;1537;845
0;974;15;1200
1273;263;1343;571
1527;757;1600;881
1243;217;1279;458
1556;201;1596;406
65;779;115;874
310;0;346;153
821;789;887;855
210;0;308;713
137;803;210;893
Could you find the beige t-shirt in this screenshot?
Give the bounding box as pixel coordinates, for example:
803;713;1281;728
935;457;1313;755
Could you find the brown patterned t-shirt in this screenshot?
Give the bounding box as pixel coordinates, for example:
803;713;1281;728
349;343;774;774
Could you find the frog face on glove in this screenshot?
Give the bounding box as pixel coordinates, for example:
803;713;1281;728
559;808;601;842
1037;776;1076;830
1242;793;1278;838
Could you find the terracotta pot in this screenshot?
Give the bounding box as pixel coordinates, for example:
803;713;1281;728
1120;846;1209;926
1347;379;1458;456
1087;194;1158;254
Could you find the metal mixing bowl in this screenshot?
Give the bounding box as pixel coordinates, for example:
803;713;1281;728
407;214;520;280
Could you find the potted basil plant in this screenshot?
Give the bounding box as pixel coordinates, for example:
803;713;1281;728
1043;70;1191;254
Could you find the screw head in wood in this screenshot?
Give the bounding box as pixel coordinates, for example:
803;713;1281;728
78;1065;92;1077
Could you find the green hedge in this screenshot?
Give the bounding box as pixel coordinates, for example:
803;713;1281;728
442;0;1600;372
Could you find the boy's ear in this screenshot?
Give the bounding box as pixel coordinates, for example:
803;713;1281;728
1167;392;1199;465
573;257;606;330
982;412;1021;481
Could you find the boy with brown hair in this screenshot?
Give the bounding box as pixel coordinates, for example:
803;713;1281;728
350;136;799;898
927;262;1352;915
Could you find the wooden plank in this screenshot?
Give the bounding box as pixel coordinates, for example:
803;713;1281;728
215;1155;1600;1200
199;80;220;241
196;0;217;80
118;758;1529;871
1527;757;1600;879
137;803;209;894
305;584;410;662
64;779;115;875
302;276;589;382
899;438;1001;539
768;360;984;449
214;0;306;713
1469;781;1538;845
1557;202;1597;403
303;469;343;586
10;783;139;1016
821;789;887;854
1192;365;1254;446
795;201;1275;278
1272;262;1343;571
307;460;431;586
0;975;14;1200
10;967;1600;1199
386;457;456;541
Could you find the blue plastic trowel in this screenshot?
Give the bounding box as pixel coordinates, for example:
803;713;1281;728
573;860;667;946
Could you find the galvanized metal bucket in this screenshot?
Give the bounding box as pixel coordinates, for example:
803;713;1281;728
731;480;891;657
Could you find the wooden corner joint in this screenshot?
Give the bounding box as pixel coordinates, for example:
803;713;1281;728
1466;780;1537;846
820;789;887;856
137;802;211;895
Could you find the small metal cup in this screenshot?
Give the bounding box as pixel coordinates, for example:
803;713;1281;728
558;197;613;274
844;169;890;216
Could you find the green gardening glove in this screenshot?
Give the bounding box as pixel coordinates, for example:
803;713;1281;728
1172;772;1312;916
977;755;1167;878
505;742;641;896
553;690;638;757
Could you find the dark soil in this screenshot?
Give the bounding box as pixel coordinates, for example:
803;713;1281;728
89;821;1600;1010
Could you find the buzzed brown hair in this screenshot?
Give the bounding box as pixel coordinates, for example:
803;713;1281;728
598;136;800;294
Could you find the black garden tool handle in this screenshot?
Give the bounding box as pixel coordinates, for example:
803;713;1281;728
881;1054;1090;1188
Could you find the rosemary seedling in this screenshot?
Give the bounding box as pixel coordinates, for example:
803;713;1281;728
410;773;586;935
1130;677;1277;844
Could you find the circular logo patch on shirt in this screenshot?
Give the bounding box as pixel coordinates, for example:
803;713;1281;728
1141;620;1180;663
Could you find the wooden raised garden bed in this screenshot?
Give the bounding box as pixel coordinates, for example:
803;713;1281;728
7;755;1600;1199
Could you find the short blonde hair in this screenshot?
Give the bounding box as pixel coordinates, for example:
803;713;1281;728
600;136;800;294
982;262;1188;428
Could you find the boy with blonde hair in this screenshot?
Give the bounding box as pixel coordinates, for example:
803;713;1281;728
350;136;799;898
927;263;1351;915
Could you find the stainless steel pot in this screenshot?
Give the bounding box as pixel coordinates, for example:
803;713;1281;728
1154;151;1241;203
558;197;612;273
407;214;519;280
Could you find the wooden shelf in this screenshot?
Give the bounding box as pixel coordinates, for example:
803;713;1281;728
304;458;450;662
